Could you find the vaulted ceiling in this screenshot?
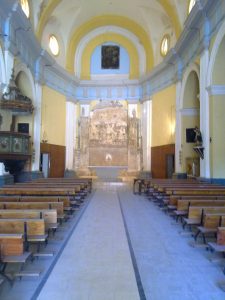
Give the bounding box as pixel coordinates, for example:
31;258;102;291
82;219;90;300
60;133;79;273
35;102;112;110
28;0;193;75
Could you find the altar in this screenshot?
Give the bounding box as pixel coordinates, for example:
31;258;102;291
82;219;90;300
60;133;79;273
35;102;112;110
89;166;127;182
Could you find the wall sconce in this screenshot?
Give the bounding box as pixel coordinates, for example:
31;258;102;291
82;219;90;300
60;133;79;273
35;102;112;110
42;130;48;143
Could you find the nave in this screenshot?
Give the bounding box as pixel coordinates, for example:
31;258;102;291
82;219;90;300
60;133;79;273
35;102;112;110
35;183;225;300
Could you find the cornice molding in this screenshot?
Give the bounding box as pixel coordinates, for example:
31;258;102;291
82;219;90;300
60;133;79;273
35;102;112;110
207;85;225;96
180;108;200;116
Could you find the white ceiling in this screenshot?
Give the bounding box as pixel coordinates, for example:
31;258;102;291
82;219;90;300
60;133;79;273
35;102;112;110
30;0;191;70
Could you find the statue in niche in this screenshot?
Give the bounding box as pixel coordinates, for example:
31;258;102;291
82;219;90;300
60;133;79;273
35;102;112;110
81;107;85;116
194;126;202;146
132;108;136;118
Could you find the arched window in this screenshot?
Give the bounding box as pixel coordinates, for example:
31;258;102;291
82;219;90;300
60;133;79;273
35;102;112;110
160;35;170;57
49;35;60;56
188;0;196;14
20;0;30;18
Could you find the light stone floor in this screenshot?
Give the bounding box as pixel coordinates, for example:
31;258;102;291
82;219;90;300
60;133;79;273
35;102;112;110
36;183;225;300
37;185;140;300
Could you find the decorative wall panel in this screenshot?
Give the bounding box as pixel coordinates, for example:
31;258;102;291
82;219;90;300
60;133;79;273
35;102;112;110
89;101;128;166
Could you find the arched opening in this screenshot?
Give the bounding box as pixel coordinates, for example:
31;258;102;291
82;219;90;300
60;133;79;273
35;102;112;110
180;70;200;177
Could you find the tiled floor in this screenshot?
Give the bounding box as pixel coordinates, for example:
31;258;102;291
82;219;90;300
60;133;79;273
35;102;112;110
118;190;225;300
37;187;140;300
2;183;225;300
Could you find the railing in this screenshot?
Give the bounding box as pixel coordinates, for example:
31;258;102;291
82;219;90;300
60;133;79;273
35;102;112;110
0;131;30;156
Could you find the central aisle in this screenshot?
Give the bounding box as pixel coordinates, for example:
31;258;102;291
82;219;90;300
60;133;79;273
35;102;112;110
38;189;140;300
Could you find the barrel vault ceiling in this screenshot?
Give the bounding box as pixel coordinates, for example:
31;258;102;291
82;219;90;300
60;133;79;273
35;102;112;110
28;0;191;74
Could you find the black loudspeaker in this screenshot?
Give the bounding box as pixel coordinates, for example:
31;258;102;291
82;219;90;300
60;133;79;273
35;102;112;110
186;128;195;143
18;123;29;134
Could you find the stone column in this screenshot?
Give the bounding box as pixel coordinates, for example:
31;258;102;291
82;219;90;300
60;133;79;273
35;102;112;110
200;49;210;178
4;50;14;85
65;100;77;170
175;80;182;173
141;100;151;170
32;83;42;171
0;50;14;176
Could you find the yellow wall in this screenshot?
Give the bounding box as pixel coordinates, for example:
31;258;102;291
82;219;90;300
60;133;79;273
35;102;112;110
183;71;199;109
210;95;225;178
0;110;12;131
42;86;66;146
212;36;225;85
152;85;176;147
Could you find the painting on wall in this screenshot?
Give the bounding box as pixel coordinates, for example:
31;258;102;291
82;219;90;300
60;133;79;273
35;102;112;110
101;45;120;69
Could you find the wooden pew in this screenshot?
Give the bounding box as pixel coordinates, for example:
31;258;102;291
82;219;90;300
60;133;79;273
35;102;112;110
34;178;92;191
0;188;76;197
0;233;23;256
0;219;47;252
0;209;57;232
166;188;225;196
21;196;77;211
174;199;225;221
183;206;225;229
0;201;64;221
195;213;225;243
168;195;225;207
13;183;83;193
208;226;225;264
0;233;32;282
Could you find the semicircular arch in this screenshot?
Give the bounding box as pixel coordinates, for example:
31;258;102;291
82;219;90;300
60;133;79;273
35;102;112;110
67;15;153;74
80;33;139;80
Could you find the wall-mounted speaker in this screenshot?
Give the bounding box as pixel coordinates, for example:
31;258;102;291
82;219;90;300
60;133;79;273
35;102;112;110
18;123;29;134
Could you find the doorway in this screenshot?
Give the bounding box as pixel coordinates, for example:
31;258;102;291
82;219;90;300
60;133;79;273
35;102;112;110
166;154;175;178
40;153;50;178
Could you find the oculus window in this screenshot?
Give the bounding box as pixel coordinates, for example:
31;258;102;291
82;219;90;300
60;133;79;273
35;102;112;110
160;35;170;57
188;0;196;14
49;35;59;56
101;46;120;69
20;0;30;18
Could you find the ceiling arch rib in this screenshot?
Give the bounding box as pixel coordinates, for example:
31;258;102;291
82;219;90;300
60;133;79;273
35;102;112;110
158;0;181;38
81;33;139;80
66;15;153;74
75;26;146;78
36;0;61;39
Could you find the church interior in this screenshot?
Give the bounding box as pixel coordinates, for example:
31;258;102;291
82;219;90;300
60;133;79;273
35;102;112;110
1;0;225;299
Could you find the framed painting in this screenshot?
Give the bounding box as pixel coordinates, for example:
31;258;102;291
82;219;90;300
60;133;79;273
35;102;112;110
101;45;120;69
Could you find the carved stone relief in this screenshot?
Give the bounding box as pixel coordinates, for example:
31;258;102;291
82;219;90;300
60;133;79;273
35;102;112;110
75;100;142;172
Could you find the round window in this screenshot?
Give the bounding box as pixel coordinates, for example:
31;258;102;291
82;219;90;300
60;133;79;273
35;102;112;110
160;35;170;57
188;0;196;14
20;0;30;18
49;35;60;56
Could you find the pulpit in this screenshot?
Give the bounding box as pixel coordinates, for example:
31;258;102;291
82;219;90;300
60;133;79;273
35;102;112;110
0;131;31;174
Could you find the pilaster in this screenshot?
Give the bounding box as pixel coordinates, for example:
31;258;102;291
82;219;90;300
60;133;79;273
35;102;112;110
65;101;77;170
175;80;182;173
200;49;210;178
32;83;42;171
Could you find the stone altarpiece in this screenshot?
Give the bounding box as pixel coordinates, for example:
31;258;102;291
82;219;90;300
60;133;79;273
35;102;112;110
74;101;142;175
